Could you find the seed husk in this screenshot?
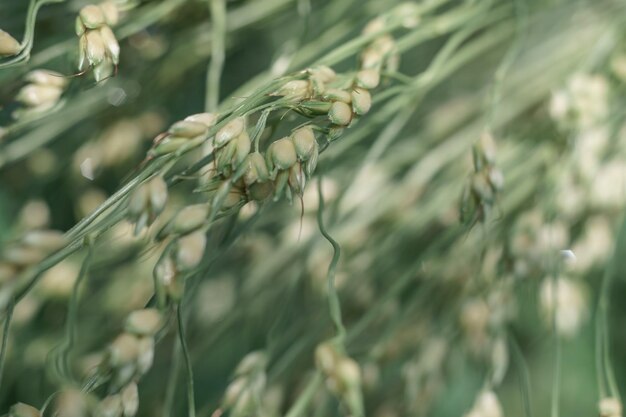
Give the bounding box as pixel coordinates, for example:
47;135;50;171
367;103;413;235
328;101;353;126
0;30;21;56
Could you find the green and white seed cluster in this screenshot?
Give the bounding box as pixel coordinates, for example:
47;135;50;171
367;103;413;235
76;1;122;81
460;132;503;224
13;70;68;120
315;341;364;417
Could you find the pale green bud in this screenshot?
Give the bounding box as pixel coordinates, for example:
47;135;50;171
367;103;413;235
79;5;106;29
275;80;311;101
0;30;21;56
148;176;168;216
9;403;40;417
351;87;372;115
243;152;270;186
215;117;245;148
308;65;336;83
125;308;163;336
267;138;297;172
171;204;211;234
247;182;273;201
94;59;114;83
328;101;353;126
232;131;251;169
290;126;317;161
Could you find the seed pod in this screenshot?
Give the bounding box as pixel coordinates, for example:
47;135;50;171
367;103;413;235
171;203;211;235
26;70;67;88
9;403;40;417
125;309;163;336
96;395;123;417
148;176;168;216
86;30;106;66
80;5;105;29
243;152;270;186
136;337;155;374
108;333;140;367
275;80;311;101
0;29;21;56
99;1;119;26
16;85;63;107
121;383;139;417
175;231;206;270
128;185;149;219
267;138;297;172
168;120;208;139
247;182;273;201
215;117;245;148
351;87;372;115
99;26;119;65
328;101;353;126
323;88;352;104
291;126;317;161
356;69;380;89
185;112;218;127
22;229;66;252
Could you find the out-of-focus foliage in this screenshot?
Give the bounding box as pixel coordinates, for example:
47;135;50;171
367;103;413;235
0;0;626;417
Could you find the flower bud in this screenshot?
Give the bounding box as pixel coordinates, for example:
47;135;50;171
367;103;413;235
121;383;139;417
8;403;40;417
328;101;353;126
79;5;106;29
267;138;297;172
108;333;140;367
0;30;21;56
168;120;208;139
355;69;380;89
291;126;317;161
96;395;122;417
215;117;245;148
308;65;336;83
175;231;206;270
125;309;163;336
26;70;67;88
351;87;372;115
99;26;119;65
16;85;63;107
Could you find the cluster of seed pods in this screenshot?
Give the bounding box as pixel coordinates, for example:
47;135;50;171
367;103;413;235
5;308;162;417
75;1;122;81
460;132;504;224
